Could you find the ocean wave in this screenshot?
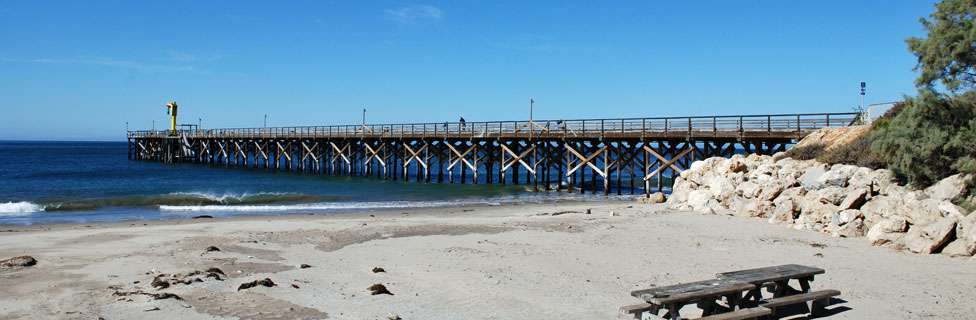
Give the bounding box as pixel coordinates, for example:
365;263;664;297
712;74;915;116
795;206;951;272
0;201;44;215
40;192;342;212
159;199;504;212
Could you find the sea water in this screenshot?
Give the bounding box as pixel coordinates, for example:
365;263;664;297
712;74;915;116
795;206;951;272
0;141;663;225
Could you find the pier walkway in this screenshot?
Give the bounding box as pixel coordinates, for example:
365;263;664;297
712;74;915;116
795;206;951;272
127;113;859;196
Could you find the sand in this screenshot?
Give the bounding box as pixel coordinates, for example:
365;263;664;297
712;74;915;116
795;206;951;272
1;200;974;319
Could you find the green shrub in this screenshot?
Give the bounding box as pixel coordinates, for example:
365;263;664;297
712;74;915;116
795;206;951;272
817;134;886;169
870;90;976;188
784;143;825;161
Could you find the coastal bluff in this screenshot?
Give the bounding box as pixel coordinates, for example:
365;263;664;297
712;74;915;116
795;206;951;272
665;153;976;259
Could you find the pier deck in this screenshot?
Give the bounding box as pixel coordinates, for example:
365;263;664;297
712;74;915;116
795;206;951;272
127;113;859;196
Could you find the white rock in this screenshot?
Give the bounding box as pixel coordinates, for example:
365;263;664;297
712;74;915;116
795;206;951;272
867;216;908;246
905;217;958;254
800;164;828;191
924;173;969;202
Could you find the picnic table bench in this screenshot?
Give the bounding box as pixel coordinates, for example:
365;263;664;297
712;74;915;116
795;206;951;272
624;264;840;320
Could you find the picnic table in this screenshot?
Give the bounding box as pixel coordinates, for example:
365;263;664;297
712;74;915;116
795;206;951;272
630;278;755;320
625;264;836;320
716;264;824;305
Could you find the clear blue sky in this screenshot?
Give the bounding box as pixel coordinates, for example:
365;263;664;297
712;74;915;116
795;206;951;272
0;1;937;140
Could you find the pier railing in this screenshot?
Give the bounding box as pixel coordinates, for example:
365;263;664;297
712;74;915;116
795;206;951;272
127;112;860;140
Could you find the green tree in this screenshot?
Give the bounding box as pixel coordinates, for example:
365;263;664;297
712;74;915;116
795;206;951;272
871;90;976;187
906;0;976;92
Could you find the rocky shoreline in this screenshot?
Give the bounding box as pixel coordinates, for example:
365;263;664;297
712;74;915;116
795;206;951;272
665;153;976;259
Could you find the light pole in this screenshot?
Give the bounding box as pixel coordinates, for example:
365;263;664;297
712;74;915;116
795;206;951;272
363;107;366;126
529;98;534;140
152;120;155;131
264;114;267;128
860;82;866;123
198;117;202;131
126;121;129;132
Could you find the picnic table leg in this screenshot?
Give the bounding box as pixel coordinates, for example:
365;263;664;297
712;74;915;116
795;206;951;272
773;280;791;298
798;277;812;293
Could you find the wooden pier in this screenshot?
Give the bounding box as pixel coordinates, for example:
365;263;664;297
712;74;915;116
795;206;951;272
126;113;859;196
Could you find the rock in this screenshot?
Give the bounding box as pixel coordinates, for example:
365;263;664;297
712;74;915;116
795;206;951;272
905;218;957;254
838;189;868;210
372;267;386;273
800;164;828;191
609;210;618;217
822;164;858;188
943;213;976;257
387;313;402;320
817;187;847;206
640;192;666;204
899;199;945;226
860;195;901;229
238;278;276;291
772;151;788;162
938;202;968;220
941;238;976;257
835;218;864;238
768;196;798;224
735;182;761;199
687;190;714;212
757;182;786;202
585;208;592;214
867;216;908;246
203;246;221;253
957;212;976;238
707;177;737;202
367;283;393;295
734;198;773;218
0;256;37;272
925;173;969;202
300;264;312;269
192;215;213;219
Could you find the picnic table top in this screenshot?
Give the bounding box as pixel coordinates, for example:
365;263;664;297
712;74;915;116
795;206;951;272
630;278;756;305
715;264;824;284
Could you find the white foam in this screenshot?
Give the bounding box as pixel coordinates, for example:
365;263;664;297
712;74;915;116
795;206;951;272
159;199;503;212
0;201;43;215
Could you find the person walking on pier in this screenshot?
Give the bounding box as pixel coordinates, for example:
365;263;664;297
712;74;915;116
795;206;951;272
459;117;466;131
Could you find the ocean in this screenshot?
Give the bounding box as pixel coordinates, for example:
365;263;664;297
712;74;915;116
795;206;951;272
0;141;661;225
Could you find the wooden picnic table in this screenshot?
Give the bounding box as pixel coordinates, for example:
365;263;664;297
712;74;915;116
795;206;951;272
716;264;824;306
630;278;755;320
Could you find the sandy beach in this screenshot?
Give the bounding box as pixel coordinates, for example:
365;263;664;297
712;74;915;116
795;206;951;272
1;200;974;319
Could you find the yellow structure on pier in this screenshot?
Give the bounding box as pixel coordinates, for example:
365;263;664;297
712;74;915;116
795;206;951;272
166;102;178;135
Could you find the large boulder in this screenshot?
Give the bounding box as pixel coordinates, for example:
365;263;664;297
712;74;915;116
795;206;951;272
817;187;847;206
687;190;715;212
820;164;858;188
899;199;946;226
924;173;969;202
735;181;761;199
707;176;737;203
800;164;828;191
860;195;903;230
769;196;798;224
943;213;976;257
905;217;957;254
838;188;869;211
867;216;908;246
757;182;787;202
733;198;774;218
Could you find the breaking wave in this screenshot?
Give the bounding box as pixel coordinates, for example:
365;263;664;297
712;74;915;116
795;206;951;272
0;201;44;216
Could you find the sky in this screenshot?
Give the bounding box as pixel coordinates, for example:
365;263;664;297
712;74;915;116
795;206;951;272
0;1;939;141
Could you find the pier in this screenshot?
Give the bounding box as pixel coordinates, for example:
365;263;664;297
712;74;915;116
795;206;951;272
126;113;859;196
